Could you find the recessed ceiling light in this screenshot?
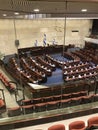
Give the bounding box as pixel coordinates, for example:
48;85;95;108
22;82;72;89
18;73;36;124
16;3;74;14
14;12;19;15
81;9;87;12
34;9;40;12
3;14;7;16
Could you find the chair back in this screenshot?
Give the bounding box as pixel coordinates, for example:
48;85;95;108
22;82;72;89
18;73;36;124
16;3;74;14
48;124;65;130
88;117;98;127
69;121;85;130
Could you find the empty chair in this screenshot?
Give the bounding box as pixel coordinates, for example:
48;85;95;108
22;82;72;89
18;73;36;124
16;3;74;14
70;97;82;106
88;116;98;128
69;121;86;130
22;99;32;105
47;101;59;110
94;94;98;102
53;95;61;101
80;91;87;96
22;105;34;114
1;77;8;86
0;99;6;113
60;99;71;108
81;95;94;104
8;107;21;117
32;97;43;104
34;103;47;112
43;96;54;102
7;82;15;92
62;93;71;100
48;124;65;130
0;99;5;108
0;72;15;92
71;92;81;98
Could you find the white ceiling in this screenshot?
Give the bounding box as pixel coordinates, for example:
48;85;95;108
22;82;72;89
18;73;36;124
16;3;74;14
0;0;98;18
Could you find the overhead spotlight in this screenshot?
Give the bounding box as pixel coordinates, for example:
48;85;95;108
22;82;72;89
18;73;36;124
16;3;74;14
81;9;87;12
33;9;40;12
3;14;7;16
14;12;19;15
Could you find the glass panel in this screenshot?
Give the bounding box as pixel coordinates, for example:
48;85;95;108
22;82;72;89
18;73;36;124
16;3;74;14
0;0;98;128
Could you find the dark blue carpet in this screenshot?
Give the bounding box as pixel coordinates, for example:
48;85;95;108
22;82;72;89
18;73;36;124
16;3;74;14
42;54;69;86
42;68;64;86
51;53;69;62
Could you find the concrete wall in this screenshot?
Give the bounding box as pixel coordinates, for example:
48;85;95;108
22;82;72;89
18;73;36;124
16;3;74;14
0;19;92;55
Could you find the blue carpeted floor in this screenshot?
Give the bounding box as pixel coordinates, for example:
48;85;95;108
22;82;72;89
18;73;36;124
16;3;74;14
51;53;69;62
42;53;69;86
42;68;64;86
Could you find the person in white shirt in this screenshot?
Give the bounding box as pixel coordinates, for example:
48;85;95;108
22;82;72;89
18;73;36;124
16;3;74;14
78;74;81;78
66;76;69;80
52;38;58;45
90;72;92;75
85;68;88;70
73;75;75;79
34;40;38;47
64;71;67;74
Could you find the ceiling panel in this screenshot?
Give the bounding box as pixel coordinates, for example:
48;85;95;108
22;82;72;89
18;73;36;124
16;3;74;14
0;0;12;10
0;0;98;18
12;1;66;13
67;2;98;13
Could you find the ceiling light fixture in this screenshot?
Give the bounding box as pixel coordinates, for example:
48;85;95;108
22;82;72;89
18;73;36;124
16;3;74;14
14;12;19;15
34;9;40;12
81;9;87;12
3;14;7;16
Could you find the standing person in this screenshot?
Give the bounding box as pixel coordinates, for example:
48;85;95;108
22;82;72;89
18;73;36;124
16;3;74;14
52;38;58;45
34;40;38;47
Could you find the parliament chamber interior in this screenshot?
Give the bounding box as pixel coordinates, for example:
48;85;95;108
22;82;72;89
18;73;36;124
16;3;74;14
1;0;98;130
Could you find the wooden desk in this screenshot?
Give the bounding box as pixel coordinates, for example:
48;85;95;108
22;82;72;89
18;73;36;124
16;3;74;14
28;83;49;90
